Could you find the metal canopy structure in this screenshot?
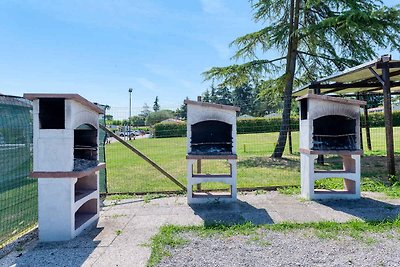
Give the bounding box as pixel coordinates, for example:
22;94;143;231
293;56;400;97
292;55;398;177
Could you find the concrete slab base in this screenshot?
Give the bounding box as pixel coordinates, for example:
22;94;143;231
2;191;400;267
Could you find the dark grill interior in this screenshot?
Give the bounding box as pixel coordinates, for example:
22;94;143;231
74;124;97;161
39;98;65;129
190;120;232;155
312;115;356;150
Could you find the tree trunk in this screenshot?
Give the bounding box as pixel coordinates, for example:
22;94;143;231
272;0;300;158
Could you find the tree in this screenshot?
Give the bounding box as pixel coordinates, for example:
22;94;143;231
215;86;232;105
145;110;174;126
202;90;211;102
139;103;151;118
153;96;160;112
210;85;218;103
362;94;384;109
176;97;188;120
204;0;400;158
105;114;114;121
129;116;145;126
232;83;255;115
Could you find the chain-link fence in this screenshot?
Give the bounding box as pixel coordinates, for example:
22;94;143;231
96;104;108;193
103;107;400;194
0;95;36;247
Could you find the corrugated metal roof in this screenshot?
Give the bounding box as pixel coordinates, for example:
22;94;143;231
293;56;400;97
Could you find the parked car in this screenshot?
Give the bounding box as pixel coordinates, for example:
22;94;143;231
119;130;144;138
135;130;146;136
119;131;135;138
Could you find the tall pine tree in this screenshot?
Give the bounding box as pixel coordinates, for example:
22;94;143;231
204;0;400;158
153;96;160;112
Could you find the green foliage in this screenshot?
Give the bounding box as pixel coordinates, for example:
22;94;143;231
145;110;175;126
237;117;299;134
153;122;186;138
153;117;301;137
204;1;400;85
140;103;151;118
202;89;211;102
104;114;113;121
277;186;301;195
362;111;400;127
129;115;146;127
175;97;188;120
150;111;400;136
232;83;256;115
215;86;232;105
153;96;160;112
147;225;188;267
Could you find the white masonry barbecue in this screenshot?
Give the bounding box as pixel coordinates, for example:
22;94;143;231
25;93;105;241
297;94;365;200
185;100;240;204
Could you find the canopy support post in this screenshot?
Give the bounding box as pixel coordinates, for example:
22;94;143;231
381;62;396;177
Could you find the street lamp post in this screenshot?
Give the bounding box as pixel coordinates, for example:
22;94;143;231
129;88;133;140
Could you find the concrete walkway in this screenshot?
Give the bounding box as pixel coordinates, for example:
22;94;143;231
2;191;400;267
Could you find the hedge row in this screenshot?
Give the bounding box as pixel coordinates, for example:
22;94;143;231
153;111;400;138
362;110;400;127
153;122;186;138
237;117;299;134
153;117;299;138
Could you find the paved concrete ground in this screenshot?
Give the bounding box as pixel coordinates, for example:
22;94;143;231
1;191;400;267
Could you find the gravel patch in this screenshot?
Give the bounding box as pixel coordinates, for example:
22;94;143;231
158;229;400;267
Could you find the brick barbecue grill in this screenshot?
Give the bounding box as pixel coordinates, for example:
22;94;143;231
25;93;105;241
298;94;365;200
185;99;240;204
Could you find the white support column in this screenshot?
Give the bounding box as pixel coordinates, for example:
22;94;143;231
300;153;317;200
228;159;237;201
187;159;195;204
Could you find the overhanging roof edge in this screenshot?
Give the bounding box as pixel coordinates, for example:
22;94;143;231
293;58;382;96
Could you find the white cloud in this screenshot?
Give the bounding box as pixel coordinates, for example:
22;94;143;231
200;0;230;14
135;77;158;92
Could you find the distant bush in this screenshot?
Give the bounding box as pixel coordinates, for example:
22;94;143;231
362;111;400;127
237;117;299;134
153;122;186;138
146;110;175;126
153;116;301;138
151;111;400;138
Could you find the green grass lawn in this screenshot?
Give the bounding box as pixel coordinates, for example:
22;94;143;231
105;127;400;193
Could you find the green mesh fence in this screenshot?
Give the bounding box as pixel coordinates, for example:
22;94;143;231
0;97;109;247
96;104;108;193
0;95;36;247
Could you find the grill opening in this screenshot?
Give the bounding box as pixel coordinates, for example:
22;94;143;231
190;120;232;155
74;124;98;163
39;98;65;129
312;115;356;150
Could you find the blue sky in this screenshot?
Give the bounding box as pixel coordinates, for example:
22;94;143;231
0;0;399;119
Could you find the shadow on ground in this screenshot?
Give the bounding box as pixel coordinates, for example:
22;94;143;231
189;200;273;226
316;197;400;221
15;226;103;266
238;156;300;170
